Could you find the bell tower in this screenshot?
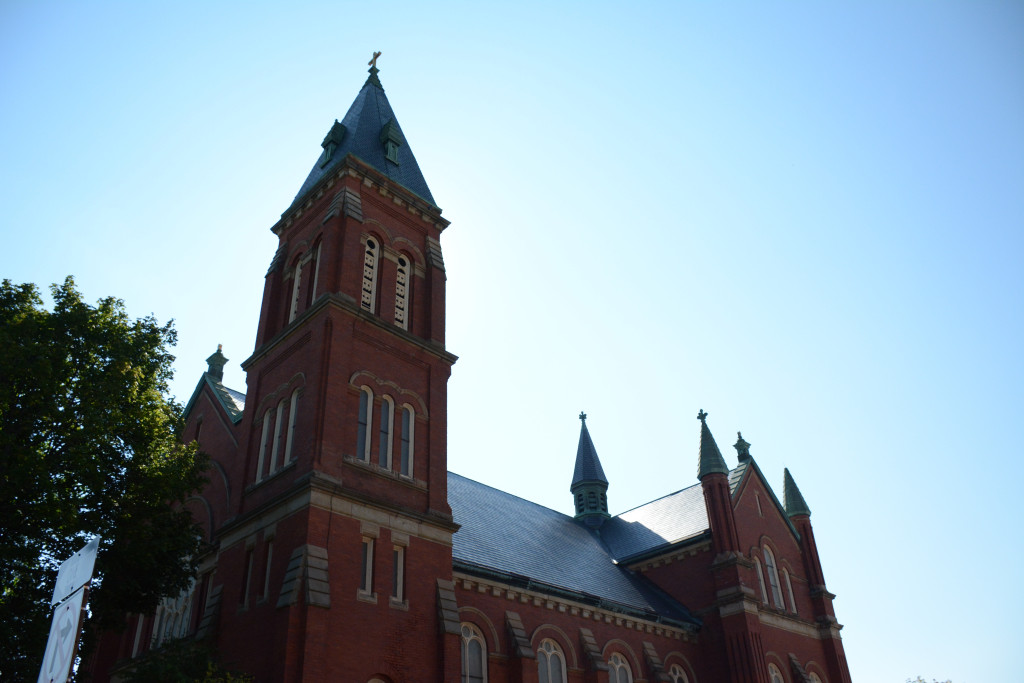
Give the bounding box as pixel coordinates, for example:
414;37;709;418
213;59;459;682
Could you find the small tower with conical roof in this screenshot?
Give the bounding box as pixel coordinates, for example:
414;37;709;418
570;412;610;529
697;410;741;555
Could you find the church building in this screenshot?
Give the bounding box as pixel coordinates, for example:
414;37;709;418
89;61;853;683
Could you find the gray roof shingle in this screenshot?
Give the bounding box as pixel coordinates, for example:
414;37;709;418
291;69;435;208
448;472;697;626
601;484;710;561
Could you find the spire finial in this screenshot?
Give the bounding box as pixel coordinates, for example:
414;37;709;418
697;409;708;423
734;431;751;461
366;51;383;87
579;411;587;423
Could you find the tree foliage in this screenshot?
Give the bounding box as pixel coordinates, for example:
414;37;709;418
0;278;207;682
120;637;253;683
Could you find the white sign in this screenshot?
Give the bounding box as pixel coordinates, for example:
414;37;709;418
50;537;99;607
37;585;86;683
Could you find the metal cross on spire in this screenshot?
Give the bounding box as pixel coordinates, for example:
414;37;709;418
697;409;708;423
579;411;587;423
369;51;381;68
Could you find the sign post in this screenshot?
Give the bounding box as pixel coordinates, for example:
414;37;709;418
37;538;100;683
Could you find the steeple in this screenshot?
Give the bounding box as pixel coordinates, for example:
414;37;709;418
570;412;609;529
697;410;729;479
783;468;812;517
291;53;435;208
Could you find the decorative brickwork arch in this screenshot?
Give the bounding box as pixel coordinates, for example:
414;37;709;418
530;624;578;670
663;652;698;683
600;639;642;678
457;606;501;655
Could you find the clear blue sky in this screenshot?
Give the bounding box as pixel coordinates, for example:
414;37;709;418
3;2;1021;681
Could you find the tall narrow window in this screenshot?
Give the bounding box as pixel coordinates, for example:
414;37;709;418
460;623;487;683
269;399;285;474
783;568;797;615
357;387;373;461
256;409;272;481
391;545;405;601
608;654;633;683
359;537;374;594
262;541;274;600
308;241;322;306
400;405;414;477
361;238;379;313
754;556;769;604
537;640;566;683
394;255;410;329
378;396;393;468
288;258;303;322
284;389;299;461
764;546;784;608
242;549;254;607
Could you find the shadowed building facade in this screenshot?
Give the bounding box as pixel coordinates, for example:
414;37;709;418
89;63;852;683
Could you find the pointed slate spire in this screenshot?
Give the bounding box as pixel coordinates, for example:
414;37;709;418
783;468;812;517
572;412;608;487
571;412;609;528
697;410;729;479
206;345;228;382
291;54;435;208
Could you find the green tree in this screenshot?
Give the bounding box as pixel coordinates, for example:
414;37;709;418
0;277;207;682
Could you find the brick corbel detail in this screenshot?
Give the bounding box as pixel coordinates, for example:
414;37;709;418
276;544;330;608
578;627;611;682
642;641;671;682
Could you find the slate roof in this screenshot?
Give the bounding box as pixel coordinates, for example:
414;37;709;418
290;68;435;208
600;484;710;561
448;472;698;627
783;468;812;517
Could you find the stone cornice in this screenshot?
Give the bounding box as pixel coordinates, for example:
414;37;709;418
274;155;448;236
241;291;457;372
453;570;699;642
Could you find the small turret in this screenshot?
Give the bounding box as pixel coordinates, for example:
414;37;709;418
783;468;812;518
696;410;741;555
697;410;729;479
570;412;609;529
205;345;228;382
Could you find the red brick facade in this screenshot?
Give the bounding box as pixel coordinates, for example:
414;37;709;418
88;71;852;683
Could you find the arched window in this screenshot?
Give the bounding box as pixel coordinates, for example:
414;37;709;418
400;405;414;477
284;389;299;462
460;623;487;683
783;567;796;614
357;387;373;461
361;237;379;313
288;257;303;322
394;255;410;329
256;408;272;481
269;399;286;474
768;663;785;683
809;674;823;683
763;546;784;608
608;653;632;683
753;555;769;604
537;640;566;683
668;664;690;683
378;396;394;468
308;241;322;306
